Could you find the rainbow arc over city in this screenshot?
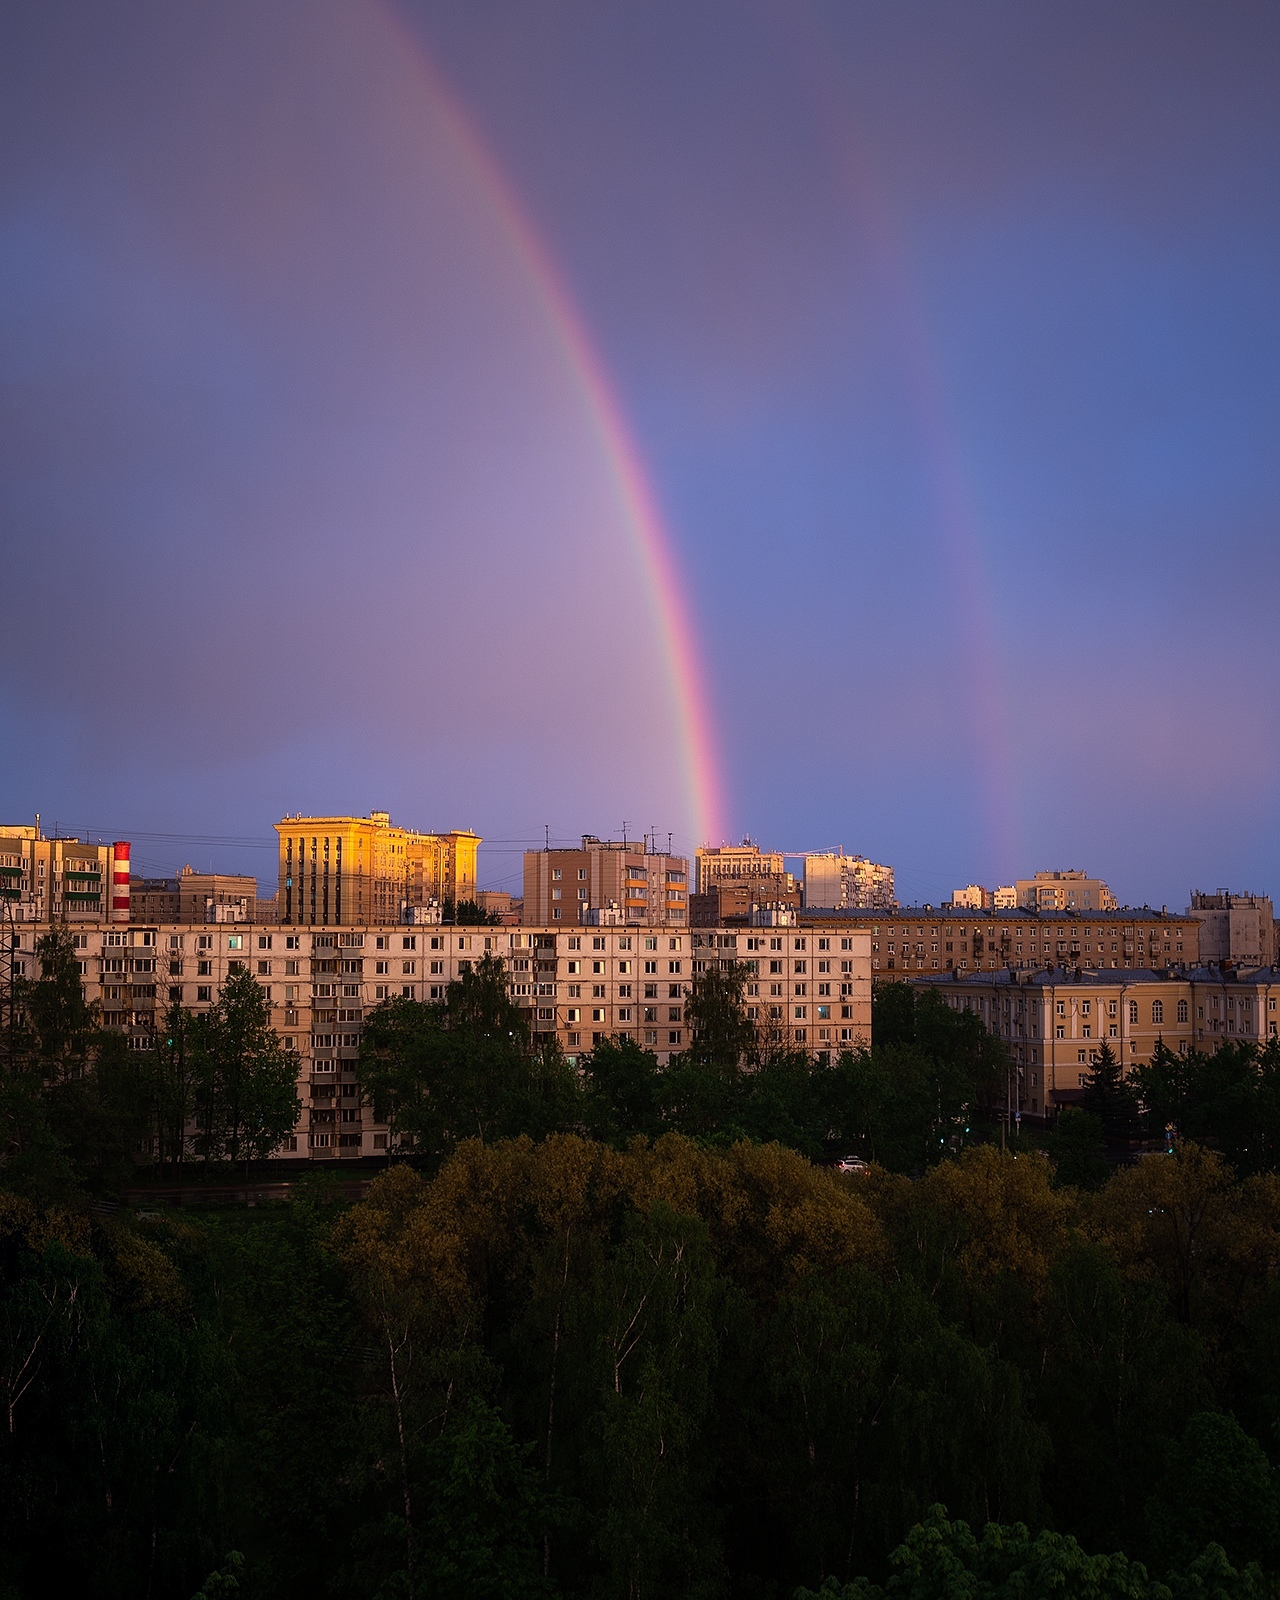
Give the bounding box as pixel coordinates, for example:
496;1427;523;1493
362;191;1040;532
378;4;726;851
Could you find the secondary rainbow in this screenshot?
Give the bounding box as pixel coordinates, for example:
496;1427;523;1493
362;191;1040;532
376;4;726;851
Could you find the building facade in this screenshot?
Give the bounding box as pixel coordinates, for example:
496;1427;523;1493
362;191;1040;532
0;826;130;923
8;917;871;1160
810;905;1199;974
804;851;895;910
130;866;264;924
1187;891;1276;968
915;965;1280;1118
523;837;689;926
275;812;479;926
695;841;792;895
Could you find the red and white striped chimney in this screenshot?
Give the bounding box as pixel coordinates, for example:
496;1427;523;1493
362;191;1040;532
109;842;131;923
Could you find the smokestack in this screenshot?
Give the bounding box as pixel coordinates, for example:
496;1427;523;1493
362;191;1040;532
110;842;130;923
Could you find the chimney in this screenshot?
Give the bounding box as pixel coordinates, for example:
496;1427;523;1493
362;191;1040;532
109;842;131;923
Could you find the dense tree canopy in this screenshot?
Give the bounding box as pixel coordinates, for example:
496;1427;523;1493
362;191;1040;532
5;956;1280;1596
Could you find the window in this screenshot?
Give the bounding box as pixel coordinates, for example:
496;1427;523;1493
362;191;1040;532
258;935;272;949
1129;1000;1139;1024
1151;1000;1164;1024
227;935;243;950
578;868;587;880
402;936;416;950
257;960;271;975
197;986;212;1002
1177;999;1188;1023
551;869;561;880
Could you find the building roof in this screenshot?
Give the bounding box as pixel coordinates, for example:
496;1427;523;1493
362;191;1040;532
909;963;1280;991
803;905;1192;923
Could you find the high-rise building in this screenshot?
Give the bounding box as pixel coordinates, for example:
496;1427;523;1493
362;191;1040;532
275;812;479;926
523;836;688;925
804;851;896;911
0;824;130;923
1187;891;1276;967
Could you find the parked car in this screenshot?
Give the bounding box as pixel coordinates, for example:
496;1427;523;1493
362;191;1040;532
835;1155;869;1174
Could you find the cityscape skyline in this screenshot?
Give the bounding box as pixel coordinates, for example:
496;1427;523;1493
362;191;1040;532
2;3;1277;911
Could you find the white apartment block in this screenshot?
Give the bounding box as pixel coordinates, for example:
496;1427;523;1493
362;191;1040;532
9;920;872;1160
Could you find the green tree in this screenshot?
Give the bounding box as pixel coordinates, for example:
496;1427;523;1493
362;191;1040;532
1146;1413;1280;1575
192;970;299;1166
1083;1041;1139;1137
1046;1108;1110;1190
683;961;757;1077
358;955;580;1166
795;1503;1269;1600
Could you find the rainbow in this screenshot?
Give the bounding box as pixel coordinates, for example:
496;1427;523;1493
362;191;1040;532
375;4;726;851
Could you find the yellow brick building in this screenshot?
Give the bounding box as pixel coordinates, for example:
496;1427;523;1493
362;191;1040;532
275;811;479;926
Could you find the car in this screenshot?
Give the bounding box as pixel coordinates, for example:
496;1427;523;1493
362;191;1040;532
835;1155;869;1174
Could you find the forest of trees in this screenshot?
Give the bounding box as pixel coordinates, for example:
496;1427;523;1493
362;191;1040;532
5;932;1280;1597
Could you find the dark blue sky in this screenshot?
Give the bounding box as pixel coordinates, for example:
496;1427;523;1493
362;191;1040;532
2;1;1278;905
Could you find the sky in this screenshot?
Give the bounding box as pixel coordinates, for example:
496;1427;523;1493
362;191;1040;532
1;1;1278;907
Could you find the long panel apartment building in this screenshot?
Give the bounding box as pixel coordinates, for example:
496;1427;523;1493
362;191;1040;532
9;919;870;1160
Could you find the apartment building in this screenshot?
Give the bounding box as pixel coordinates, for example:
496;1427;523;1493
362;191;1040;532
917;964;1280;1118
523;837;689;926
695;840;793;895
10;917;871;1160
955;871;1118;913
691;881;802;925
804;851;895;911
275;812;479;926
130;865;265;924
0;825;130;923
812;906;1198;973
1187;891;1276;968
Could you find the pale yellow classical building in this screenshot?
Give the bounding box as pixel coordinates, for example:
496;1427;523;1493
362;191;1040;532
917;964;1280;1117
275;812;479;926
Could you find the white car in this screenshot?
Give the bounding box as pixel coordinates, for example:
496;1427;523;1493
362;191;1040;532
835;1155;869;1174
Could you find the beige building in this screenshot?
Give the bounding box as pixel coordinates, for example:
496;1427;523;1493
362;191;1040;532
804;851;895;910
695;840;793;895
814;906;1198;975
1187;890;1275;967
917;964;1280;1117
1015;870;1117;911
523;837;688;926
275;812;479;926
130;866;265;924
9;916;871;1160
0;825;130;923
961;872;1118;913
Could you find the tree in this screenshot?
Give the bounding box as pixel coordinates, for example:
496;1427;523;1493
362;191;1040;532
1083;1042;1139;1137
357;955;580;1165
682;960;757;1078
794;1503;1269;1600
1146;1412;1280;1576
1045;1108;1110;1190
192;970;299;1165
150;1001;198;1171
